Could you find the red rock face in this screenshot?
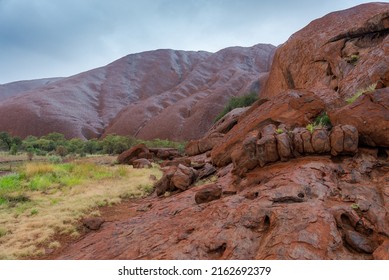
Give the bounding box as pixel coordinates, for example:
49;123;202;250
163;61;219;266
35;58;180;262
0;45;275;140
262;3;389;106
51;152;388;260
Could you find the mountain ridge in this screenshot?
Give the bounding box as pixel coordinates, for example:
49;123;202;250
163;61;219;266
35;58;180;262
0;44;275;140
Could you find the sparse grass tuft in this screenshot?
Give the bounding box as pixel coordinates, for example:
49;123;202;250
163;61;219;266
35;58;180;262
306;123;315;133
306;112;332;133
351;203;359;210
346;83;377;104
345;54;359;65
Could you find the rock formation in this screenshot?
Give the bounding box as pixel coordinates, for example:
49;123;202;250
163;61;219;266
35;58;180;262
0;45;275;140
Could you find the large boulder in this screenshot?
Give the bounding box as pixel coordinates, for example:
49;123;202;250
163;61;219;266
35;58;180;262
330;89;389;147
155;164;198;196
194;184;222;204
185;132;225;156
154;167;177;196
171;164;198;191
117;144;151;165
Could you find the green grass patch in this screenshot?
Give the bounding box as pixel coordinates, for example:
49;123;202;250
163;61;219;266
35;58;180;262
306;112;332;133
0;162;122;202
0;161;162;259
276;128;284;134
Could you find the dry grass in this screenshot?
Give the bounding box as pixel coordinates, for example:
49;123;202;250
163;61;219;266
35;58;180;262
24;162;55;177
0;163;162;259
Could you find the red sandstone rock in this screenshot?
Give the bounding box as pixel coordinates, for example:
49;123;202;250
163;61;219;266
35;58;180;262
132;158;152;169
117;144;149;165
330;125;344;156
171;164;197;191
231;131;258;176
194;184;222;204
276;132;292;161
330;90;389;147
311;129;331;154
207;107;249;135
185;133;225;156
262;3;389;108
373;240;389;260
50;150;388;260
82;217;104;231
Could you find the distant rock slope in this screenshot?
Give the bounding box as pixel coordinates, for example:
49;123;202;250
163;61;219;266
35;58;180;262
0;44;275;140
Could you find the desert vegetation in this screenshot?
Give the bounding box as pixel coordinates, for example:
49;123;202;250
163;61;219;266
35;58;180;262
345;82;377;104
306;112;332;133
0;132;186;157
0;132;179;259
0;157;162;259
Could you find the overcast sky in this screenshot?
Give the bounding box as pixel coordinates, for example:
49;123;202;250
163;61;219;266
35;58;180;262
0;0;374;84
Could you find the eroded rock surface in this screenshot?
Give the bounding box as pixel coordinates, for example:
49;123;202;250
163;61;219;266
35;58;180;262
52;150;388;260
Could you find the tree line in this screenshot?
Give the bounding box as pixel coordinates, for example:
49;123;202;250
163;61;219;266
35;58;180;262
0;131;185;157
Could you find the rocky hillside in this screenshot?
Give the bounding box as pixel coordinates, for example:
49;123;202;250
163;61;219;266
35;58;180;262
50;3;389;260
0;44;275;140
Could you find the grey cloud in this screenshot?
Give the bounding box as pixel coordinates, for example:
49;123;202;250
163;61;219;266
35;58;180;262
0;0;370;84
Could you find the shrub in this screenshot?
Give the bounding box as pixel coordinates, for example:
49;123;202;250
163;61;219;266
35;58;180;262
314;112;331;128
48;155;63;164
214;92;258;122
306;112;332;133
9;144;18;155
345;54;359;65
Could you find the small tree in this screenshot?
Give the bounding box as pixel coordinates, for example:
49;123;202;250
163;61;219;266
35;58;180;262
0;131;12;150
